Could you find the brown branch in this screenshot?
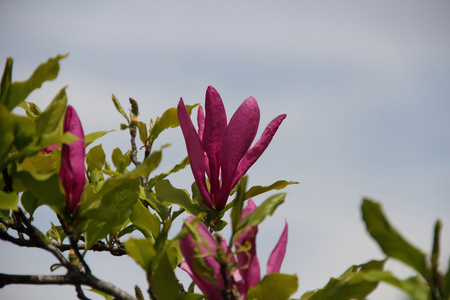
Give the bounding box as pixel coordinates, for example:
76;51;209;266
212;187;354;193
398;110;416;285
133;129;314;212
0;273;136;300
54;241;127;256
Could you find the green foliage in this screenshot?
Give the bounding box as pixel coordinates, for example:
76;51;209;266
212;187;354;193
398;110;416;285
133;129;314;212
300;260;385;300
358;270;430;300
1;54;67;111
247;273;298;300
233;193;285;242
149;104;198;143
362;199;429;279
20;190;42;216
129;199;161;239
0;190;18;210
244;180;298;199
155;180;203;216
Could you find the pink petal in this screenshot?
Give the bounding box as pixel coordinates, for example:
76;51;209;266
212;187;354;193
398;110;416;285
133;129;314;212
177;99;212;208
217;97;260;210
202;86;227;201
179;217;223;298
267;221;288;274
235;199;260;290
232;114;286;188
60;105;85;213
197;105;205;142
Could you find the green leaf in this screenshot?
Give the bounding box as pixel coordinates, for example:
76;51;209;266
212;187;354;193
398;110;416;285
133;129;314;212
234;193;285;241
86;144;105;172
82;177;140;248
231;176;247;233
137;121;148;145
247;273;298;300
300;260;385;300
358;270;430;300
155;180;203;216
4;54;67;111
46;222;67;244
0;57;13;104
18;151;57;174
111;147;131;173
362;199;429;280
80;155;163;214
0;190;18;210
444;258;450;299
152;251;180;300
149;104;198;142
147;156;190;188
35;87;66;135
85;130;114;148
15;171;65;215
112;94;130;124
21;190;43;216
13;115;36;151
87;289;113;300
0;104;16;162
124;237;156;271
245;180;299;199
129;199;161;239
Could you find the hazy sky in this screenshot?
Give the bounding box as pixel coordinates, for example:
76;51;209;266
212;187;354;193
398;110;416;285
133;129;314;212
1;1;450;299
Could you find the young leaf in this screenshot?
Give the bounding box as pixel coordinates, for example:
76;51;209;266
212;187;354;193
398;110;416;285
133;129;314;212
112;94;130;124
86;144;105;172
15;171;65;215
147;156;189;188
231;176;247;233
35;87;67;135
0;190;18;210
233;193;285;241
155;180;203;216
444;258;450;299
129;199;161;239
0;57;13;104
247;273;298;300
300;260;386;300
111;147;131;173
13;115;36;151
358;270;430;300
4;54;67;111
149;104;199;142
0;104;15;162
362;199;429;280
152;251;181;300
245;180;299;199
124;237;156;271
137;121;148;145
85;130;114;147
21;191;42;216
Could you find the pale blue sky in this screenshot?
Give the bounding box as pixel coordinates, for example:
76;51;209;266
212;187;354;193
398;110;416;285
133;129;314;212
1;1;450;299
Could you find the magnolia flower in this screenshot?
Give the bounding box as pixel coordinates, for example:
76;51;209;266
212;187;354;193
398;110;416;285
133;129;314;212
179;199;288;299
177;86;286;210
60;105;85;214
41;144;58;155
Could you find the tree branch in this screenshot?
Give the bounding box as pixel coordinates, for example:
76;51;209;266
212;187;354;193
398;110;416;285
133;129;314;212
0;273;136;300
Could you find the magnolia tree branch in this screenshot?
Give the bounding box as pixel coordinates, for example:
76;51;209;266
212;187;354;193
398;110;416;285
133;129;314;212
0;209;135;300
0;273;136;300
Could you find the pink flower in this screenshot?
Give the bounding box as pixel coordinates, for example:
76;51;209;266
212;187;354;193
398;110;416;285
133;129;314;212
60;105;85;214
179;199;288;299
177;86;286;210
41;144;59;155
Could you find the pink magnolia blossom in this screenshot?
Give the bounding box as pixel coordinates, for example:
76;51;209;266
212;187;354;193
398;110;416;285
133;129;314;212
179;199;288;299
177;86;286;210
60;105;85;214
41;144;59;155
